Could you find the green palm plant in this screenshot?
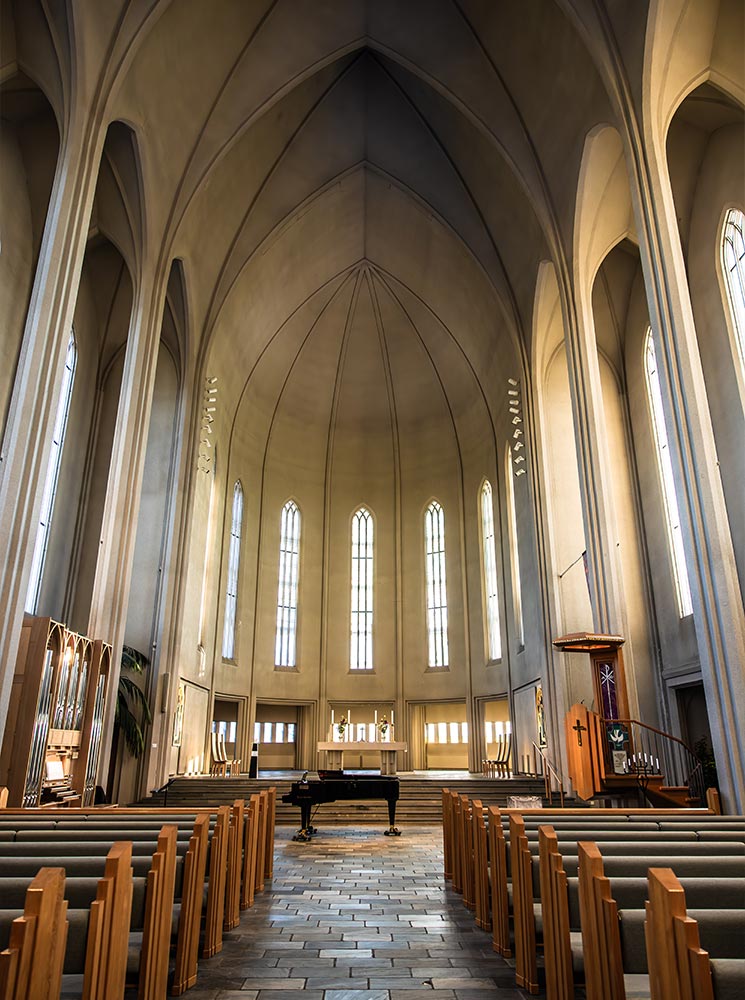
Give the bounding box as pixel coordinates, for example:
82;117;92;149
116;645;152;758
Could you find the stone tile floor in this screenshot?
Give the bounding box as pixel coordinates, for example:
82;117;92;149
185;825;545;1000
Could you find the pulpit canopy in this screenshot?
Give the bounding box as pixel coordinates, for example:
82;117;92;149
552;632;625;653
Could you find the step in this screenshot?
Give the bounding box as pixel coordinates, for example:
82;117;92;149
136;773;556;823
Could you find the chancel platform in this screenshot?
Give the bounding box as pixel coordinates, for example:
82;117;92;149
317;740;408;774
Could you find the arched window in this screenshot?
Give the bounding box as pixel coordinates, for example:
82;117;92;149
221;481;243;659
350;507;373;670
26;331;77;613
721;208;745;380
644;329;693;617
480;480;502;660
425;501;448;668
506;448;524;647
275;500;301;668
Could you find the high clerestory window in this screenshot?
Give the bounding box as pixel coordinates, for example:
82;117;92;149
506;447;524;647
26;331;77;613
221;481;243;659
275;500;301;668
350;507;373;670
480;480;502;661
425;501;448;668
721;208;745;383
644;329;693;617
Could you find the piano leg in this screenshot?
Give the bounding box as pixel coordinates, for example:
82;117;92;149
292;802;314;842
384;797;401;836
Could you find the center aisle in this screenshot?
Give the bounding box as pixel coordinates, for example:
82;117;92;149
188;825;543;1000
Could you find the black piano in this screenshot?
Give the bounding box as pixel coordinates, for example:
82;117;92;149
282;770;401;841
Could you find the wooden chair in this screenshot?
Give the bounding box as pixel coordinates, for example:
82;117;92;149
0;867;68;1000
210;734;227;777
217;734;240;776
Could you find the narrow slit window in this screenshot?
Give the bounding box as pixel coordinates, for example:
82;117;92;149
275;500;301;668
350;507;373;670
425;501;449;668
644;330;693;617
721;208;745;380
26;331;77;613
506;448;525;646
221;481;243;659
480;481;502;660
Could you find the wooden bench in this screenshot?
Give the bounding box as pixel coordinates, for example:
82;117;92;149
0;793;277;995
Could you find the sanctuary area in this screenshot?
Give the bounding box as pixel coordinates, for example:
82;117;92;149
0;0;743;816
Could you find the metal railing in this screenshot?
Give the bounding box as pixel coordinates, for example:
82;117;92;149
529;741;566;807
600;716;705;806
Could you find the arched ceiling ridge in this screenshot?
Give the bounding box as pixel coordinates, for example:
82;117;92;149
367;269;466;474
252;270;360;485
369;265;498;453
202;161;522;369
224;267;356;450
197;53;372;342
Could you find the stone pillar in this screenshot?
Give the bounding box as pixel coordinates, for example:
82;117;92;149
87;268;169;786
630;133;745;812
561;284;630;642
0;119;103;736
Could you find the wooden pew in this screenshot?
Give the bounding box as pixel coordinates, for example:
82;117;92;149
0;814;215;996
471;800;489;930
0;867;68;1000
576;842;745;1000
488;805;511;957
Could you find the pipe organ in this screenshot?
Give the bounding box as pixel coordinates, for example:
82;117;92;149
0;615;112;807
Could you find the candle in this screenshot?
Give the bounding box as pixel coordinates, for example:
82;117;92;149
331;709;335;725
374;710;378;724
391;709;394;728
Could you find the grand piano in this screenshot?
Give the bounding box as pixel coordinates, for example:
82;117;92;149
282;770;401;841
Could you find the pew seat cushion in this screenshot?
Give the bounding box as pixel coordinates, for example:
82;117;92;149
710;958;745;1000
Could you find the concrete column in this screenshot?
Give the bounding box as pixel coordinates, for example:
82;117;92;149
629;133;745;812
561;285;630;640
87;267;169;786
0;119;103;736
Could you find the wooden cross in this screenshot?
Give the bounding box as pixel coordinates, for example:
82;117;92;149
572;718;587;747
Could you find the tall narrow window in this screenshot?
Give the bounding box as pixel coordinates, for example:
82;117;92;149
721;208;745;380
350;507;373;670
26;331;77;613
425;501;449;668
644;330;693;617
480;480;502;660
221;481;243;659
275;499;301;668
506;448;524;646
